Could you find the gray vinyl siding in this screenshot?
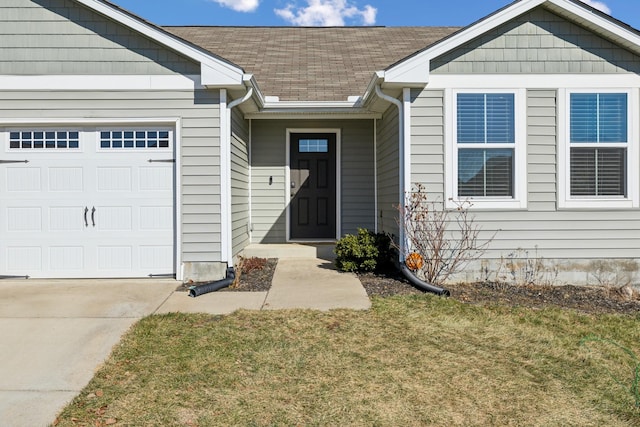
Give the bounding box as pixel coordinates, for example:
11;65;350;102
230;108;250;256
340;120;376;235
527;89;557;211
409;86;640;261
0;89;223;263
0;0;200;75
376;104;400;239
250;119;375;243
431;7;640;74
410;89;444;195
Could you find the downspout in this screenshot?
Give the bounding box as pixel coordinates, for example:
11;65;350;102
189;84;253;298
375;85;449;297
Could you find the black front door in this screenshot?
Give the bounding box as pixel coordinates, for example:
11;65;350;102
290;133;336;239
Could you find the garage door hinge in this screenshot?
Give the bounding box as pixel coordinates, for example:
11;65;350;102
147;159;175;163
148;273;176;278
0;160;29;164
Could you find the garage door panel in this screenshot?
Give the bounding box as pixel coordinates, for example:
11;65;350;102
140;206;173;231
140;166;173;192
97;167;133;193
7;207;42;232
7;167;41;192
6;247;42;273
140;246;174;271
49;167;84;192
97;246;133;271
49;246;85;272
49;207;85;232
95;206;133;231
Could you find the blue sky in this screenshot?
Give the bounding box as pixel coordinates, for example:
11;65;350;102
111;0;640;29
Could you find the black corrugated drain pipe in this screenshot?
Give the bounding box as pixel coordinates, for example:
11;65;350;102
400;264;450;297
188;267;236;298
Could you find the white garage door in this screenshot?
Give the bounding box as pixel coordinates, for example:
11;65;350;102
0;127;175;278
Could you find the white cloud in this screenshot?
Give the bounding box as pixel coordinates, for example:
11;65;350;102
275;0;377;26
579;0;611;15
211;0;260;13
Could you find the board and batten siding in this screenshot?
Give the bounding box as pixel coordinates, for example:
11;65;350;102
376;104;400;240
230;108;250;256
1;0;200;75
431;7;640;75
0;89;223;266
250;119;375;242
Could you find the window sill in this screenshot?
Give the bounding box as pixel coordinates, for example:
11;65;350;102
446;197;527;210
558;198;637;209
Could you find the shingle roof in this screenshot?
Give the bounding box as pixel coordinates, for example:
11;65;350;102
164;26;460;102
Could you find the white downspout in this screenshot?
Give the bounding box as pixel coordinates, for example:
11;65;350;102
375;84;406;261
373;118;378;234
222;86;253;268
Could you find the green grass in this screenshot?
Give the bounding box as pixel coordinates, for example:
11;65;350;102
55;296;640;426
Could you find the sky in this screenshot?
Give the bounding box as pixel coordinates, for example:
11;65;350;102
110;0;640;29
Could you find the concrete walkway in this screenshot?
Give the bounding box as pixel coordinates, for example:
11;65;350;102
0;257;370;426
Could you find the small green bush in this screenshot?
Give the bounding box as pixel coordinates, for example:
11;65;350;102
335;228;392;272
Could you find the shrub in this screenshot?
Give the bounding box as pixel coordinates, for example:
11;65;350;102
398;183;494;285
335;228;392;273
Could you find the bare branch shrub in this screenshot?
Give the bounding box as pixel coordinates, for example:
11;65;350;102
397;184;494;285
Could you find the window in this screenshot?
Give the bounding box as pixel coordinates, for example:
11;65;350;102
570;93;627;197
299;139;328;153
100;130;170;149
9;130;79;149
559;90;637;209
447;90;526;209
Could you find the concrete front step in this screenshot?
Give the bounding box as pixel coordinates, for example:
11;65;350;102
241;243;336;260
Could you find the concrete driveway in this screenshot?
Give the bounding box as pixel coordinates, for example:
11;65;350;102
0;279;177;427
0;261;370;426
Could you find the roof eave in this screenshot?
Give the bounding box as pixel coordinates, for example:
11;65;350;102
383;0;640;87
72;0;246;88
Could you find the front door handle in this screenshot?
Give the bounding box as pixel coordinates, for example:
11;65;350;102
84;207;89;227
91;207;96;227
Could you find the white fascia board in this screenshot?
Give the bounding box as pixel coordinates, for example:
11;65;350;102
546;0;640;49
263;100;361;109
72;0;244;87
383;0;640;85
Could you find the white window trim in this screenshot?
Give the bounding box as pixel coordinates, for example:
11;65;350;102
445;88;527;210
558;88;639;209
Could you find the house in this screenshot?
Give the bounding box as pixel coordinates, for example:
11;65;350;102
2;0;640;284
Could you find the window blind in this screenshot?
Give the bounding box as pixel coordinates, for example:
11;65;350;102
457;93;515;144
458;149;514;197
570;148;626;196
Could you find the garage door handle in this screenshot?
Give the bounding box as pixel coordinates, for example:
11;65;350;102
84;207;89;227
91;207;96;227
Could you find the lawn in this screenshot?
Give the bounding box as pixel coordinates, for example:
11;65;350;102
55;295;639;426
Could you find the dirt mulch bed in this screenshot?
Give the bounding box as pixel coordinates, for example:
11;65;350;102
175;258;277;293
178;258;639;315
359;270;640;316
